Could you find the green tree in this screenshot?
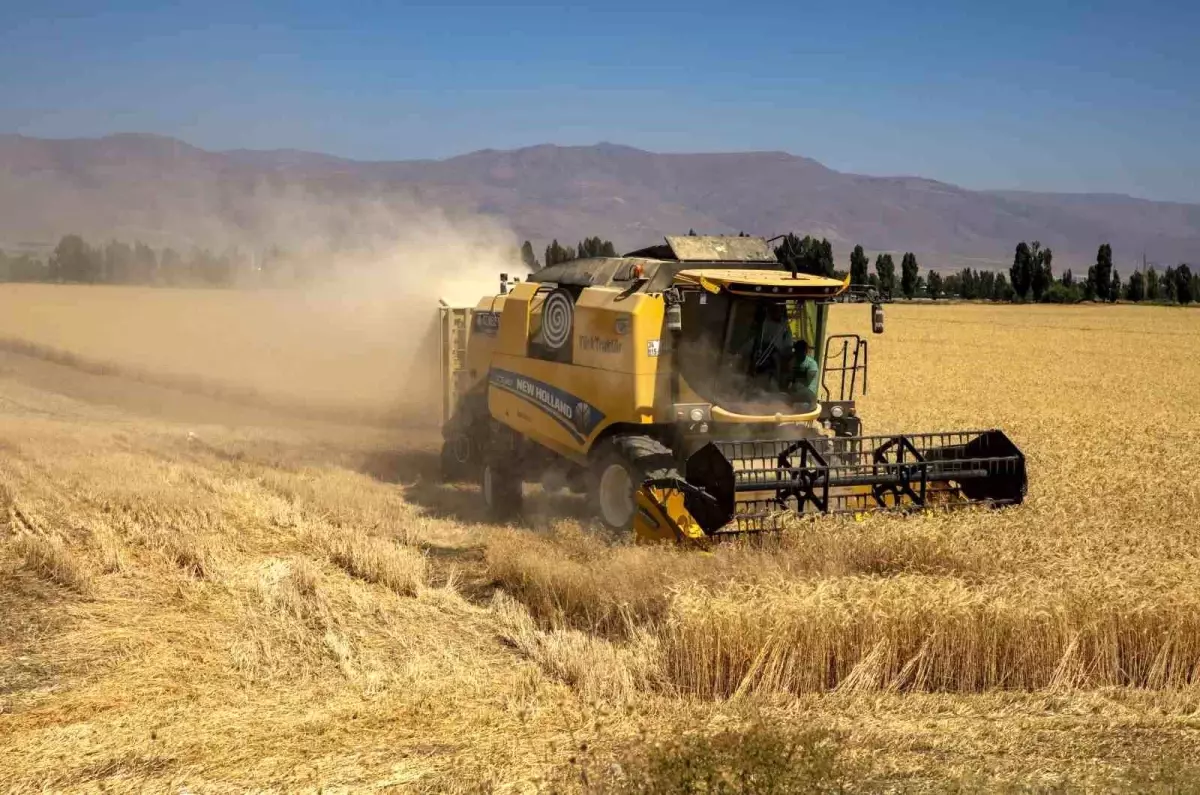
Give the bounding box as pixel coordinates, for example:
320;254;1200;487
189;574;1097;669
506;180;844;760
1145;267;1160;300
959;267;980;299
1031;246;1053;301
15;254;47;282
817;238;834;277
774;234;803;272
992;273;1013;301
543;240;577;267
774;234;834;277
132;241;158;284
942;272;961;297
1094;243;1114;302
519;240;539;271
1061;268;1074;288
1164;266;1178;302
900;252;919;299
103;240;134;284
1110;269;1122;301
849;245;869;286
977;270;993;300
926;270;942;299
160;246;183;286
577;236;617;258
1010;241;1033;300
50;234;101;283
187;247;215;285
1042;281;1082;303
1176;264;1194;305
874;253;896;297
1126;270;1145;302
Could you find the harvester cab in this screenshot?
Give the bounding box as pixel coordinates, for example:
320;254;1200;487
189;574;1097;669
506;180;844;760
437;235;1026;541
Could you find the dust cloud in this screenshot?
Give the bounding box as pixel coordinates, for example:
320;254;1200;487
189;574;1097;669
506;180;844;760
0;194;528;424
280;198;525;416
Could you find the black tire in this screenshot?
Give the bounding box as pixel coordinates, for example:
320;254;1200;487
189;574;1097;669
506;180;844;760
482;459;523;521
589;435;680;531
440;430;475;482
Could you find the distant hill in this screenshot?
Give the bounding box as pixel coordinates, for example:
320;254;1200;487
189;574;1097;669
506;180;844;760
2;133;1198;271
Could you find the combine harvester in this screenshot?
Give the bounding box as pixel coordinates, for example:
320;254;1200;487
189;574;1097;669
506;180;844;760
437;235;1025;542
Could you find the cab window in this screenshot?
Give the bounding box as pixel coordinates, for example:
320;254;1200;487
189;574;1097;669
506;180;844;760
676;293;825;411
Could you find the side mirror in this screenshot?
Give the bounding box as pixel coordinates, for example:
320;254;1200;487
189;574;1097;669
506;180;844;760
666;302;683;332
871;302;884;334
664;288;684;333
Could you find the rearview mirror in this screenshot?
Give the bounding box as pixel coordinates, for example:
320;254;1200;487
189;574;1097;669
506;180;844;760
666;302;683;332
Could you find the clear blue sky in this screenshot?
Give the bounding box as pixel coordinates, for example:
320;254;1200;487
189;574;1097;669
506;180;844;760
2;0;1198;202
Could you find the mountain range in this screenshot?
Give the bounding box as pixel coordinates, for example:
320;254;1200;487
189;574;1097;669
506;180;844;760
2;132;1198;271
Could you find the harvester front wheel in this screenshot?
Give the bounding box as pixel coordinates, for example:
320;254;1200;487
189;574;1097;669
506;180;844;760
440;431;476;481
590;435;680;532
482;461;522;521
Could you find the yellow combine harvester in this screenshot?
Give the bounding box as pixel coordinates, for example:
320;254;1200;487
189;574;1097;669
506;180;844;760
438;235;1025;542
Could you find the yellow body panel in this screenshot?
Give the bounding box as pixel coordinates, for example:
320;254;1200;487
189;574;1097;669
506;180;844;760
484;283;667;464
488;357;659;463
495;283;535;356
461;295;506;391
570;288;664;374
675;268;848;297
633;485;708;545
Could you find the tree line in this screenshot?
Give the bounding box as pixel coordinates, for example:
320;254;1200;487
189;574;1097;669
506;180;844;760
4;232;1197;306
1007;241;1194;304
774;233;931;299
0;234;335;287
772;232;1196;305
1;233;619;287
520;236;618;270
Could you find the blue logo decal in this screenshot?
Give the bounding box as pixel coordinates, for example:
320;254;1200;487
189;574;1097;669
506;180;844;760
489;369;606;441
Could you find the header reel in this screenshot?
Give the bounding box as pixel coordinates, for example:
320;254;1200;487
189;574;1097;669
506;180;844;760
634;429;1027;542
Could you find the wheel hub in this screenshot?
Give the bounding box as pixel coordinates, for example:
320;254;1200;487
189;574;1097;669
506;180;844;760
598;463;635;528
451;433;472;464
483;464;496;507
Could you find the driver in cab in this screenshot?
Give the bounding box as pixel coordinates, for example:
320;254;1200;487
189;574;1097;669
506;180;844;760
738;303;793;392
790;339;819;408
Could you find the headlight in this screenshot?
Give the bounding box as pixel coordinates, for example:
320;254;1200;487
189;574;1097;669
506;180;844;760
831;405;845;419
689;408;705;422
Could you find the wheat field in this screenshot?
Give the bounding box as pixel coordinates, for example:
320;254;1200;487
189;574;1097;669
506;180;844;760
1;283;1199;792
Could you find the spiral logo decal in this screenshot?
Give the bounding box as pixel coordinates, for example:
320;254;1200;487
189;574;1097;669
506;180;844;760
541;289;574;350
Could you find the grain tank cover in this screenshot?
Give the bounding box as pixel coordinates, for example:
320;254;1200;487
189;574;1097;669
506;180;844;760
663;235;777;263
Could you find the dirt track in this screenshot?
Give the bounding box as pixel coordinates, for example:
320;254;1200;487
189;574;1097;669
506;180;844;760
0;283;448;421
